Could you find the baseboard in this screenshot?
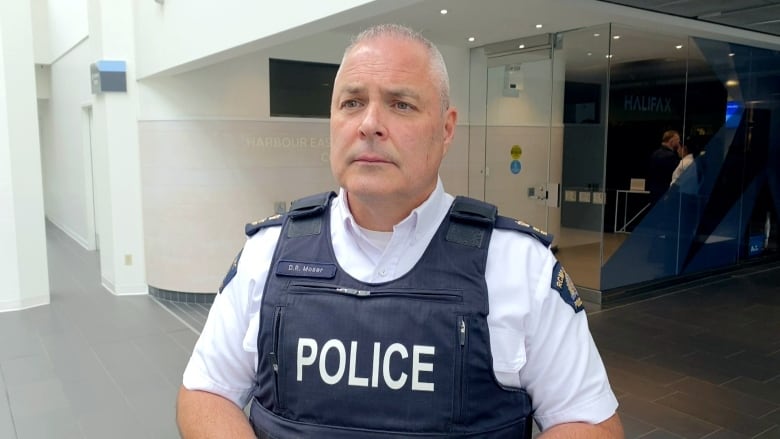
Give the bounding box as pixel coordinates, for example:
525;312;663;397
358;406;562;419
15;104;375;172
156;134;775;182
0;295;50;313
47;217;92;250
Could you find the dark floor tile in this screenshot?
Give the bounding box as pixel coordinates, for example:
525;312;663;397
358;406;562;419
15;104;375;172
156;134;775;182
602;351;687;386
754;426;780;439
618;394;720;439
645;353;734;385
699;429;751;439
616;412;657;439
723;377;780;405
761;408;780;423
669;378;778;418
638;429;686;438
655;392;773;437
608;366;677;401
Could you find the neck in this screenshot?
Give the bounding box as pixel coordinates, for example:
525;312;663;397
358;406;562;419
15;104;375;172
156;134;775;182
346;191;429;232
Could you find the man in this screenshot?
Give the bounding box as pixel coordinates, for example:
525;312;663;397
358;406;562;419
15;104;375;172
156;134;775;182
647;130;682;205
177;24;623;438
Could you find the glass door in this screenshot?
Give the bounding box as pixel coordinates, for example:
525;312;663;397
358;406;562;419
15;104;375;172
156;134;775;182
484;47;555;240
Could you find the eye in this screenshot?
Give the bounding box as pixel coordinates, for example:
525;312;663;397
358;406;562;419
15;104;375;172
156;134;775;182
340;99;361;109
394;101;415;111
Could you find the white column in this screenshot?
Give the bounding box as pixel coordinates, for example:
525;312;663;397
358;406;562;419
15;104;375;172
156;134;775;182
0;0;50;311
87;0;147;295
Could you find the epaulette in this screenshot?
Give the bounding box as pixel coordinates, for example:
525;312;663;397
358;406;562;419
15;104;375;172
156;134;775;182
245;214;285;237
494;216;553;248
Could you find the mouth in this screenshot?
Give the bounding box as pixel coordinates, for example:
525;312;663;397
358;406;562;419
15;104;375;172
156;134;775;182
353;154;392;164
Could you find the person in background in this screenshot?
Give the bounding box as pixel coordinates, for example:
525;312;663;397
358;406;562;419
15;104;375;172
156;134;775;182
670;134;705;186
176;24;623;439
648;129;681;204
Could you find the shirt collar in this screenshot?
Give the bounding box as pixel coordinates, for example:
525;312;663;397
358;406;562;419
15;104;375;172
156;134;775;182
334;177;450;243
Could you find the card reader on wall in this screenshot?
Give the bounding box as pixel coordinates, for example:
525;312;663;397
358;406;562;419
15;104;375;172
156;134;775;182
90;60;127;94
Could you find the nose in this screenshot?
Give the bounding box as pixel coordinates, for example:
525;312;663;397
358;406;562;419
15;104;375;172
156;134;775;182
358;103;387;140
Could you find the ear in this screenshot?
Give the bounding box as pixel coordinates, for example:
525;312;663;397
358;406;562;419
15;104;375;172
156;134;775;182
441;107;458;156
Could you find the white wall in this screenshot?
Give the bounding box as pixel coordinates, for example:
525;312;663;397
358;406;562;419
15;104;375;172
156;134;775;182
133;0;422;78
46;0;89;62
40;39;94;247
31;0;50;63
136;30;471;293
0;0;50;311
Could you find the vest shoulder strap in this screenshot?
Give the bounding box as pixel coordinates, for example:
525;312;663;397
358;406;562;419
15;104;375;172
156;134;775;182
446;196;497;248
494;216;553;247
245;214;285;237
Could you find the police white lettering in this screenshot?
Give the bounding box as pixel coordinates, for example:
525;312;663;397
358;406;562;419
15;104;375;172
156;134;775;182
319;339;347;385
348;341;369;387
296;338;434;391
412;345;435;391
297;338;317;381
383;343;408;390
371;342;381;388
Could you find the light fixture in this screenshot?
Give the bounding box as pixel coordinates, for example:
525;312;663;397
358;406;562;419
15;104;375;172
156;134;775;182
676;45;683;49
440;9;448;14
729;53;735;57
536;24;543;29
518;44;525;49
726;79;739;87
613;35;621;40
587;52;593;56
594;33;601;37
606;54;613;58
468;37;476;42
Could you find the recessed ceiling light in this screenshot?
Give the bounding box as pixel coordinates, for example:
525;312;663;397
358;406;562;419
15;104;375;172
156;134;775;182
594;33;601;37
676;45;683;49
587;52;593;56
468;37;476;42
606;54;613;58
440;9;448;14
518;44;526;49
613;35;620;39
729;53;735;57
536;24;543;29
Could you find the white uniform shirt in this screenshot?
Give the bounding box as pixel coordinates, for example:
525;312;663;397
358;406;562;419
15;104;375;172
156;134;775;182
183;179;618;430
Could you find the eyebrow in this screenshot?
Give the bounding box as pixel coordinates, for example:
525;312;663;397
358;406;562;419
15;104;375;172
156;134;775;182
337;85;420;102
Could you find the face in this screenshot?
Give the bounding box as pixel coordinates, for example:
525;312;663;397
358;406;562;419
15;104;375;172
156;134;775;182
329;36;457;214
669;134;681;151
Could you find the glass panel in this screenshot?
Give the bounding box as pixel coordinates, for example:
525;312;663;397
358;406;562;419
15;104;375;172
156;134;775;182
600;25;690;290
555;24;611;291
484;48;553;234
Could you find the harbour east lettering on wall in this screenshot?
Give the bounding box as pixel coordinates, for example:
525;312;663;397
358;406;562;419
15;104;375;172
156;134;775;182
623;95;673;113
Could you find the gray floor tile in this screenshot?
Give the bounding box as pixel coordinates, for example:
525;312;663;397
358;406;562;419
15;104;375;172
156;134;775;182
13;407;83;439
607;366;677;401
723;377;780;405
637;430;686;439
78;405;150;439
0;382;17;439
602;351;687;386
700;429;751;439
617;412;658;438
0;354;56;386
6;378;71;419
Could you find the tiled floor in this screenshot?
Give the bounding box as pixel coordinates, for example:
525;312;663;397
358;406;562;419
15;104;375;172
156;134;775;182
0;223;778;438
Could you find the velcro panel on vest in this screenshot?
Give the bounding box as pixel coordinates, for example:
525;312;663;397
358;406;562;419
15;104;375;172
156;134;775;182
287;192;336;238
446;196;497;248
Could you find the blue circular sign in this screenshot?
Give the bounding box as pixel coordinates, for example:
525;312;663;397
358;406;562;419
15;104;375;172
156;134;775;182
510;160;522;174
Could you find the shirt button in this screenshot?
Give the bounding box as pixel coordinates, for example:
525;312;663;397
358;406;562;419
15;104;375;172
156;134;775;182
379;269;387;277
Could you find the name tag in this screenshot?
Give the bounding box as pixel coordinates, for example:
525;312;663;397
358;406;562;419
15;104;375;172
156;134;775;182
276;260;337;278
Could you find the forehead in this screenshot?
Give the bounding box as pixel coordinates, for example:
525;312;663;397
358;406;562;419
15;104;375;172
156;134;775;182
336;36;431;84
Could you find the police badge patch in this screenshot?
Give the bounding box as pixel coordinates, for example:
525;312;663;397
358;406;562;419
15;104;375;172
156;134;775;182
550;262;584;313
219;248;243;294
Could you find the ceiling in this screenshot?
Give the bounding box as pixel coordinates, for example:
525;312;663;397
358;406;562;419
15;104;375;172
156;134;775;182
598;0;780;37
331;0;780;51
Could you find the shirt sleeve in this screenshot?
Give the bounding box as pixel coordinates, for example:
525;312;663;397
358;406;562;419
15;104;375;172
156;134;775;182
486;229;617;431
518;248;618;430
181;226;281;408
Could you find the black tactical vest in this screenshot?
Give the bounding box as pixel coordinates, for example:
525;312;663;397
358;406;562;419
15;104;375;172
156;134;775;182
249;193;533;438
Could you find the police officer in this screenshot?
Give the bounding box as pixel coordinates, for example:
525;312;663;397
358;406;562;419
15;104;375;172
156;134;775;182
177;24;624;438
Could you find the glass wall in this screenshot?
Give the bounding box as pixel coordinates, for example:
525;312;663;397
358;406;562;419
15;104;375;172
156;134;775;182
478;25;779;294
600;29;780;290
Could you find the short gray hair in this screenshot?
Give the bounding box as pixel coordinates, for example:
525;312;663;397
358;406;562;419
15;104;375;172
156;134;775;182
342;24;451;112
